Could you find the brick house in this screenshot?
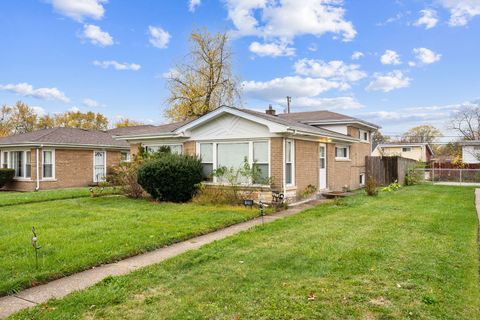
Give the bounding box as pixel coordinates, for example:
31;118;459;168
0;127;130;191
115;106;379;200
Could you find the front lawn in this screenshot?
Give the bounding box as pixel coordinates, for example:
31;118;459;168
0;187;118;207
11;185;480;319
0;195;258;295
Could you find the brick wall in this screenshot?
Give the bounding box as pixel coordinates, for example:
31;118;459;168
270;137;283;191
130;144;141;157
295;139;319;194
4;148;125;191
183;141;196;156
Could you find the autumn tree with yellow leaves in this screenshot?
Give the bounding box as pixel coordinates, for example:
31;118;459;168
165;29;240;121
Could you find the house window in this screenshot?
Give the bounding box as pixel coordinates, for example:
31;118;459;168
121;152;130;162
402;147;412;152
200;143;213;181
359;173;365;185
11;151;23;178
253;141;269;183
2;152;7;168
147;144;182;154
335;145;349;159
217;142;249;184
25;151;31;178
43;150;54;179
473;146;480;151
359;130;369;142
285;140;294;185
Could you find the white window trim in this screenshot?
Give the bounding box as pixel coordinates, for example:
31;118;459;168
145;143;183;154
360;173;366;186
93;150;107;183
335;145;350;160
120;151;131;162
285;139;295;186
42;149;56;181
359;129;369;142
196;139;271;186
2;149;33;180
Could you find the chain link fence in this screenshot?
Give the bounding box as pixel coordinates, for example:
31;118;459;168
410;168;480;185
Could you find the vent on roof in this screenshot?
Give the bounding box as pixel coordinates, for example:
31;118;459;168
265;104;276;116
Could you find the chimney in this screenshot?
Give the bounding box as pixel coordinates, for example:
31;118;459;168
265;104;276;116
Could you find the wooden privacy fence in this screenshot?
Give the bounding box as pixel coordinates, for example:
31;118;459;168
365;156;418;186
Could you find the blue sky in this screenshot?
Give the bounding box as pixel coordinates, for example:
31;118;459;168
0;0;479;138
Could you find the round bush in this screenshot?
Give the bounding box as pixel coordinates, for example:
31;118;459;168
137;153;203;202
0;168;15;188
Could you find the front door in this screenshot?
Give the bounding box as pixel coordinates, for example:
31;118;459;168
94;151;106;182
319;144;327;190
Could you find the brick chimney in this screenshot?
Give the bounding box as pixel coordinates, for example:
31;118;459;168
265;104;276;116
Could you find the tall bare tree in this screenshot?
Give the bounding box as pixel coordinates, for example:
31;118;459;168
402;125;442;143
165;29;240;121
450;105;480;140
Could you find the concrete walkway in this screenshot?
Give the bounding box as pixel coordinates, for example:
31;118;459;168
0;200;323;319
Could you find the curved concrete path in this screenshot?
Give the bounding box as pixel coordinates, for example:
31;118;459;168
0;200;323;319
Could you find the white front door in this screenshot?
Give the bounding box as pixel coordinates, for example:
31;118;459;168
94;151;106;182
319;144;327;190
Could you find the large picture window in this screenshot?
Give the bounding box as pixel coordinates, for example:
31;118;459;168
43;150;53;179
2;152;7;168
3;150;31;178
198;140;270;185
285;140;294;185
11;151;23;178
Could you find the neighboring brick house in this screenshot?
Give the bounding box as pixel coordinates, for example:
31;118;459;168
372;143;434;162
114;106;379;200
0;127;130;191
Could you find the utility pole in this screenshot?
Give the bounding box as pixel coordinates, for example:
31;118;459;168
286;96;291;113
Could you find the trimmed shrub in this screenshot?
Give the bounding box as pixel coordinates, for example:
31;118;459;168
0;169;15;188
137;153;203;202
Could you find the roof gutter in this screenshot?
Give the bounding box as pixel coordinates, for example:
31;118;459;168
113;133;183;141
286;128;358;143
0;142;129;150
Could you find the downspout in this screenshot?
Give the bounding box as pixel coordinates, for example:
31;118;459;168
282;137;286;197
35;147;40;191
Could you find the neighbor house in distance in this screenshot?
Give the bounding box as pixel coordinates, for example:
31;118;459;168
460;140;480;164
114;105;379;200
372;143;434;162
0;127;131;191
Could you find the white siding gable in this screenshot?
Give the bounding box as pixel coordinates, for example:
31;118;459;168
462;145;480;164
316;124;348;135
187;113;275;140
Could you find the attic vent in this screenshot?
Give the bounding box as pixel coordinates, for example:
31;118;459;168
265;105;276;116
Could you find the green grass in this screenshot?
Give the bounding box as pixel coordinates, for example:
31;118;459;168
0;196;258;296
0;187;119;207
10;185;480;319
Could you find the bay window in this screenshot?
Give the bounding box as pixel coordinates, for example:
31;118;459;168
335;145;349;160
285;140;294;185
253;141;269;183
43;150;53;179
2;150;31;178
198;140;270;185
200;143;213;181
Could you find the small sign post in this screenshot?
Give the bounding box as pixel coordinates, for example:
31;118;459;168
31;226;41;270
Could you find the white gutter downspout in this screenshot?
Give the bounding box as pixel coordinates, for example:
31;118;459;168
35;147;40;191
282;137;286;197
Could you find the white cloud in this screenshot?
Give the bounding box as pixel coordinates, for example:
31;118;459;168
366;70;411;92
439;0;480;26
294;59;366;82
225;0;356;44
93;60;141;71
249;41;295;57
160;68;181;79
351;51;364;60
414;9;439;29
81;24;113;47
32;106;47;116
49;0;107;22
413;47;441;64
148;26;171;49
82;98;104;108
189;0;201;12
242;76;342;100
380;50;401;65
0;82;70;103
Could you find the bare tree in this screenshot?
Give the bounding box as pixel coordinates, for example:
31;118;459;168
450;105;480;140
165;29;240;121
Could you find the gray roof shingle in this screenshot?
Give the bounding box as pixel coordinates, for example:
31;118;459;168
0;127;129;148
